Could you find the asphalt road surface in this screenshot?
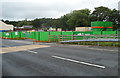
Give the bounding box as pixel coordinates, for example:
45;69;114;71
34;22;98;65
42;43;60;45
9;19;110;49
0;39;118;76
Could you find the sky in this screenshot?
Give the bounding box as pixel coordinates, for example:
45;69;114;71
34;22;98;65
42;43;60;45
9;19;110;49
0;0;120;21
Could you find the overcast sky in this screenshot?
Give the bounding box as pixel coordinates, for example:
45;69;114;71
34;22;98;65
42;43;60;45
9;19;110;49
0;0;120;21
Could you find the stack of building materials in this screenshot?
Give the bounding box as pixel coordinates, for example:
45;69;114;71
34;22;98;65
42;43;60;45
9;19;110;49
75;27;91;31
91;21;113;31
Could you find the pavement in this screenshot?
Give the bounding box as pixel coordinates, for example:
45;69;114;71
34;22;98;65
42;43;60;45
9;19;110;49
0;39;118;76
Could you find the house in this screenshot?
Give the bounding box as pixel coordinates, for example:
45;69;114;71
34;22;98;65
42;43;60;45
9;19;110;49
22;25;33;28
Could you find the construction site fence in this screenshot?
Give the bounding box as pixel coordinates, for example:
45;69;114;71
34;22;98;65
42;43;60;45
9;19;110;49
0;31;120;42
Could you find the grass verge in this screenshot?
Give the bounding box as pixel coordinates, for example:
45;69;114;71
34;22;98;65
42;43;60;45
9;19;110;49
62;41;120;47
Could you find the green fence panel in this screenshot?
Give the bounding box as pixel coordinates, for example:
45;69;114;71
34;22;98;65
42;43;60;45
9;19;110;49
2;32;4;37
25;32;31;39
49;31;61;35
91;28;104;31
61;31;73;35
117;31;120;34
104;22;113;27
91;21;105;27
2;32;6;38
49;32;61;42
73;31;93;40
74;31;93;35
0;32;2;37
92;31;102;35
3;32;6;38
3;32;5;38
28;32;33;39
39;32;49;41
106;28;113;31
29;32;35;39
61;32;74;41
102;31;117;38
28;32;32;39
4;32;12;38
91;21;113;31
92;31;102;38
12;32;15;38
3;32;5;37
35;32;40;41
117;31;120;38
21;31;26;38
9;32;12;38
3;32;7;38
31;32;36;39
27;32;31;39
82;31;93;39
12;32;21;38
73;31;84;40
102;31;117;35
2;32;5;38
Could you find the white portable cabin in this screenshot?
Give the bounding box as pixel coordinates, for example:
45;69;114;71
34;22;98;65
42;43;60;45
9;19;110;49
0;21;14;31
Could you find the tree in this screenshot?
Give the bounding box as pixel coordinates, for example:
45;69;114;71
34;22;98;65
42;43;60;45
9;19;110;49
1;19;4;22
52;19;61;28
59;9;91;30
67;9;90;27
32;18;52;28
4;20;10;24
67;9;90;30
59;14;70;30
109;9;120;25
90;6;111;21
90;6;120;30
2;6;119;30
109;9;120;30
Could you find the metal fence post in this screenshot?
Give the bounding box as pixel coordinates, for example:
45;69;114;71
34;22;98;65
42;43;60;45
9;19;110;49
62;35;64;41
58;35;60;42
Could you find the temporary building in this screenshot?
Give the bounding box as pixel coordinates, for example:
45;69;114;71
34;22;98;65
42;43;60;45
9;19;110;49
75;27;91;31
0;21;14;32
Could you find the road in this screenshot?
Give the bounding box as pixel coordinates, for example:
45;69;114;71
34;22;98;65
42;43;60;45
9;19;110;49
0;39;118;76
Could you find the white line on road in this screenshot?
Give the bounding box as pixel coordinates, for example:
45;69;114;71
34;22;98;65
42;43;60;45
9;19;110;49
52;55;105;69
27;50;38;54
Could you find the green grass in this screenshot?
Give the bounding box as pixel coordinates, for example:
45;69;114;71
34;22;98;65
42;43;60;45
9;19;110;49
63;41;120;47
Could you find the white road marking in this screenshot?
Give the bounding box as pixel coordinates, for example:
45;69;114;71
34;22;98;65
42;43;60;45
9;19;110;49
88;48;118;52
27;50;38;54
52;55;105;69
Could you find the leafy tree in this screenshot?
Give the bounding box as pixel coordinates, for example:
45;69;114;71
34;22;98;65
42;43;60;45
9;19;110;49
90;6;120;30
32;18;52;28
67;9;90;27
4;20;10;24
59;9;90;30
1;6;119;30
109;9;120;25
90;6;111;21
59;14;70;30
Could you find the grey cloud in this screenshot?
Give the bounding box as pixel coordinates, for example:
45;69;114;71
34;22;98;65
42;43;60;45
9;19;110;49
2;2;76;20
1;0;119;21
